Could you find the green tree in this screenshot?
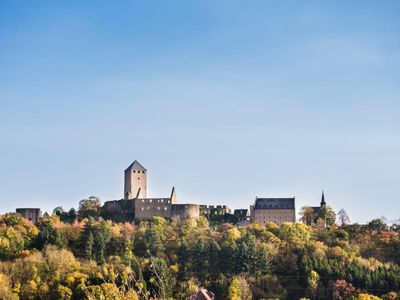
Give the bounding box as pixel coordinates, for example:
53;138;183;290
78;196;102;220
36;217;66;249
299;206;314;226
367;218;388;232
319;205;336;227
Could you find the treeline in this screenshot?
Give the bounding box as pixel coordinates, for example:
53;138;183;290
0;210;400;299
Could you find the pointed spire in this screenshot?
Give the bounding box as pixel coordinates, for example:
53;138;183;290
320;190;326;206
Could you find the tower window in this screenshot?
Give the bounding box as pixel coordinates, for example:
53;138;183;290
133;170;135;173
138;177;140;180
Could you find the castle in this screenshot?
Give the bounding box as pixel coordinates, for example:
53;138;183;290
103;160;200;221
14;159;332;227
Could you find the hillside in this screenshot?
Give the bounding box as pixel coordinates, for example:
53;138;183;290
0;213;399;300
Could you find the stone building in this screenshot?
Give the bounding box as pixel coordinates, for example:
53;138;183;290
103;160;199;221
234;209;249;222
16;208;42;223
250;197;296;225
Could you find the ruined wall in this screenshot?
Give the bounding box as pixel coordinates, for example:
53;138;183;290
134;198;172;221
103;199;135;214
16;208;42;224
171;204;200;220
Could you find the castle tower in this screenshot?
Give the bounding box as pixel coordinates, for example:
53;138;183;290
124;160;147;199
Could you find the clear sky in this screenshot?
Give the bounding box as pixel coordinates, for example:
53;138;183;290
1;1;399;223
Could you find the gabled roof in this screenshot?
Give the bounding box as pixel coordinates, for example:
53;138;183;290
186;288;215;300
254;197;295;209
125;160;147;172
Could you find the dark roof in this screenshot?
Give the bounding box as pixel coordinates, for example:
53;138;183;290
320;191;326;206
254;198;295;209
234;209;248;216
312;206;321;213
125;160;147;172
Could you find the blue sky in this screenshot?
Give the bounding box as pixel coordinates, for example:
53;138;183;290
0;1;399;223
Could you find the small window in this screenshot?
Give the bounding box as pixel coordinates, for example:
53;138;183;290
157;207;160;210
138;177;140;180
147;207;150;210
164;207;168;211
133;170;136;173
141;207;144;211
160;199;163;202
142;199;145;202
149;199;152;203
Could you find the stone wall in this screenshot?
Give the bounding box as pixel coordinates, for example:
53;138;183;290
134;198;172;221
171;204;200;220
103;199;135;214
16;208;42;224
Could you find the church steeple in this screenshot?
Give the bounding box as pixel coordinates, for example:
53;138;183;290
320;190;326;207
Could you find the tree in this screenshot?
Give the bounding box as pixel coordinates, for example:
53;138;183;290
338;209;350;226
228;276;252;300
78;196;102;220
68;208;77;222
299;206;314;226
319;205;336;227
368;218;388;232
85;232;94;260
36;217;66;249
332;279;356;300
53;206;66;217
148;257;173;299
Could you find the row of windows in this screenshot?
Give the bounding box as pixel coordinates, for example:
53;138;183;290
141;199;170;203
141;207;168;211
133;170;145;173
258;205;292;209
260;215;292;220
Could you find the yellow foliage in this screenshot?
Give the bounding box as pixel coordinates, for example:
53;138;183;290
226;228;241;241
0;272;18;300
169;264;179;273
356;293;382;300
29;279;37;291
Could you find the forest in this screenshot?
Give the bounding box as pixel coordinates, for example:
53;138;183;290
0;199;399;300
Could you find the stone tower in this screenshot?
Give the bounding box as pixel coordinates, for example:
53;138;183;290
124;160;147;199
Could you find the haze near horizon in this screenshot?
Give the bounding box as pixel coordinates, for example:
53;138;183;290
0;1;399;223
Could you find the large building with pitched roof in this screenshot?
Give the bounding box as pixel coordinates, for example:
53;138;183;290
250;197;296;225
103;160;199;221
